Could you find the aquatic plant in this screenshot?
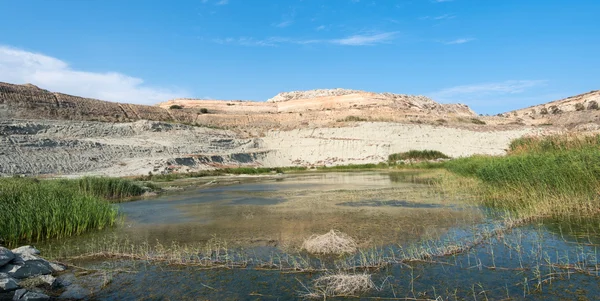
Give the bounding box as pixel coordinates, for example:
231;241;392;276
0;178;118;246
300;273;375;299
302;230;358;255
75;176;145;200
442;134;600;217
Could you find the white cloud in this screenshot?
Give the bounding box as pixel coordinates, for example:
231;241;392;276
332;32;398;46
429;80;547;102
444;38;475;44
215;32;398;47
0;46;189;104
421;14;456;20
315;25;326;31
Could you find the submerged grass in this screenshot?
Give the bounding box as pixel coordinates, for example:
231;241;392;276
0;178;120;246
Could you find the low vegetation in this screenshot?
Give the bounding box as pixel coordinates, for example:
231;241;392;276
0;178;119;246
442;134;600;218
301;273;375;299
338;115;368;122
136;166;308;182
388;150;450;162
0;177;147;246
301;230;357;255
169;105;183;110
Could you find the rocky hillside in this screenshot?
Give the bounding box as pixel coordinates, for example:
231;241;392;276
160;89;477;132
0;81;547;176
0;82;198;124
502;90;600;130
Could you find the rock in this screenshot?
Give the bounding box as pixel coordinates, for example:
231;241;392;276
11;247;40;257
0;274;19;292
48;262;66;273
0;248;15;267
58;284;90;300
12;289;50;301
54;273;75;288
18;275;55;290
0;261;52;279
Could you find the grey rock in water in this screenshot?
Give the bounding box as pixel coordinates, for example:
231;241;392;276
48;262;66;273
12;289;50;301
58;284;90;299
0;274;19;292
0;261;53;279
11;247;41;262
0;247;16;267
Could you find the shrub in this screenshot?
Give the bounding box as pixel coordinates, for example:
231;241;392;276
575;103;585;111
200;108;209;114
339;116;367;122
169;105;183;110
470;118;486;125
388;150;450;162
540;107;548;115
549;105;562;114
588;101;599;110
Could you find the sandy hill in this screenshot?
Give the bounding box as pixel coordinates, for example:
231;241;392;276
502;90;600;130
0;81;562;177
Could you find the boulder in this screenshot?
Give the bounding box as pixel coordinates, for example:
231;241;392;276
11;247;41;262
0;261;53;279
18;275;56;290
0;248;15;267
58;284;90;300
12;289;50;301
0;274;19;292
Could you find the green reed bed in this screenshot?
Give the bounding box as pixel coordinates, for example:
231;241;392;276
443;134;600;217
0;178;119;246
75;176;146;199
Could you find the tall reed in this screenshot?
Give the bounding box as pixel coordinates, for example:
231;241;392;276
443;134;600;217
0;178;118;246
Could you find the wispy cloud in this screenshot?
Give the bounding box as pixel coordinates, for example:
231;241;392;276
214;32;398;47
201;0;228;5
332;32;398;46
273;20;293;28
421;14;456;20
315;25;326;31
0;46;189;104
443;38;475;44
429;80;547;102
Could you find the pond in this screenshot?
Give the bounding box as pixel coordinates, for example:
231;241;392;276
38;171;600;300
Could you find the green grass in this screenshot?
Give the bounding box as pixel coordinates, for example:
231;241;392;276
75;177;146;199
442;135;600;217
316;163;388;170
0;178;119;246
388;150;450;162
137;166;308;182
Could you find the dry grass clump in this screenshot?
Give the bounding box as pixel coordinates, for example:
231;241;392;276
301;273;375;298
301;230;357;255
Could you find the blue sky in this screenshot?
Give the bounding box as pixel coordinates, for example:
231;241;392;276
0;0;598;114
